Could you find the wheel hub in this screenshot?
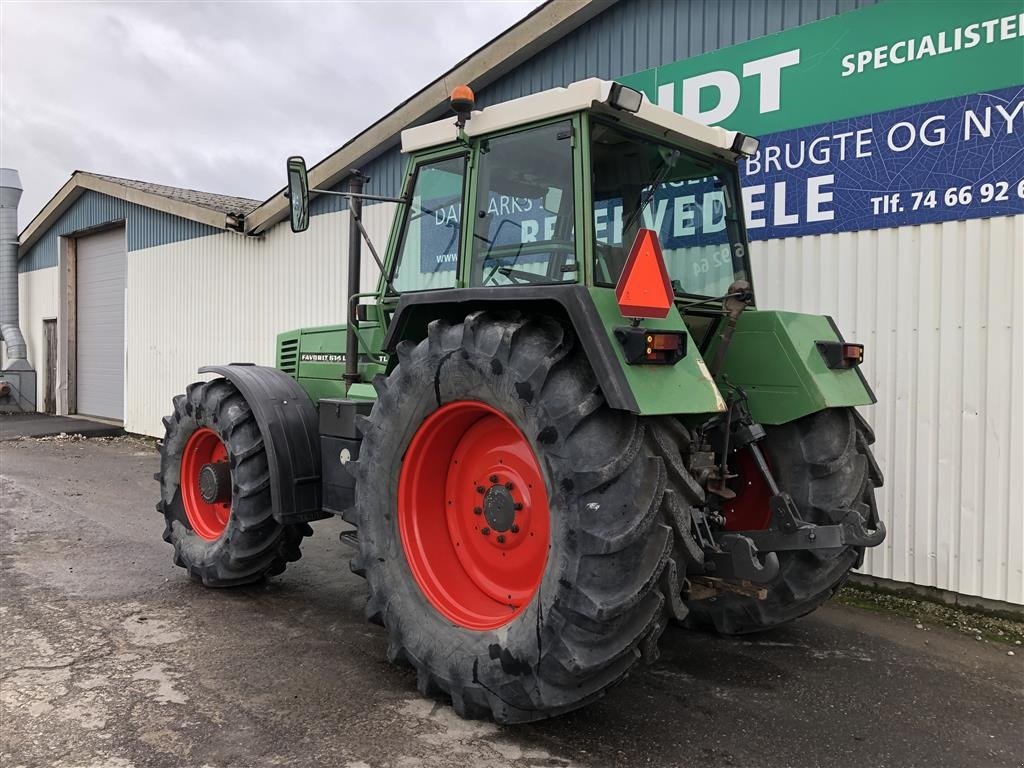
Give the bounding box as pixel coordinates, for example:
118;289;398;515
482;483;516;532
180;428;231;541
198;461;231;504
397;401;550;631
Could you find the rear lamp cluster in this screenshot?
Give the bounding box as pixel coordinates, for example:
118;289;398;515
645;332;683;362
614;326;688;365
817;340;865;369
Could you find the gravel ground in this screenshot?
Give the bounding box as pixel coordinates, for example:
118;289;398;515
1;436;1022;768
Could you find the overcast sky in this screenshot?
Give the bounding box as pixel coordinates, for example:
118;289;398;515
1;0;544;228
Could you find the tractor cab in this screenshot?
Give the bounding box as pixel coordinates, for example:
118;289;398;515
381;79;758;349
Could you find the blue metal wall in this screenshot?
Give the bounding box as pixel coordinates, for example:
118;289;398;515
20;190;222;273
480;0;879;106
322;0;879;203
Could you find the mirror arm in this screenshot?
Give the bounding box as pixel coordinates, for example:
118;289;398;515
308;188;409;205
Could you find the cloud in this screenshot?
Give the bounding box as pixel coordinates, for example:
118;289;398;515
0;0;543;227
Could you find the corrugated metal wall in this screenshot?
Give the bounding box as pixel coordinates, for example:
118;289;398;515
118;206;1023;603
14;267;59;408
752;216;1024;604
480;0;879;107
124;204;394;437
20;190;221;273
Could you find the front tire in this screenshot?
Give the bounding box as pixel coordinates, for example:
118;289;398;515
157;378;310;587
351;313;681;723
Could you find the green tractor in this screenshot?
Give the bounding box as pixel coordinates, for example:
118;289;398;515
156;79;885;723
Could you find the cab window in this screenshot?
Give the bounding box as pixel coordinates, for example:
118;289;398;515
590;121;749;298
390;155;466;293
469;121;577;287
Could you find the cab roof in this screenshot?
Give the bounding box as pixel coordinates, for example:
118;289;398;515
400;78;742;160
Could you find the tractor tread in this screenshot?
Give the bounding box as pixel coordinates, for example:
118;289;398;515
156;378;306;588
351;312;676;723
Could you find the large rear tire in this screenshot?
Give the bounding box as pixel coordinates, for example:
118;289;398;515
350;312;684;723
682;407;883;634
156;378;310;587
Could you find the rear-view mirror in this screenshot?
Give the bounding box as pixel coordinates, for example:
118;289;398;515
287;156;309;233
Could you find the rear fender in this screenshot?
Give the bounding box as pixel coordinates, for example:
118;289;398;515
708;311;876;425
199;364;325;525
382;284;726;416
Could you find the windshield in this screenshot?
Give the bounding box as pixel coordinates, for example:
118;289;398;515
590;121;750;298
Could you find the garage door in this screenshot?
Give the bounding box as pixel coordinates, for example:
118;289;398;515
77;227;126;421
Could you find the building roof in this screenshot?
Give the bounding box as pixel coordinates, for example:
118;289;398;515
88;174;261;216
18;171;260;256
243;0;614;235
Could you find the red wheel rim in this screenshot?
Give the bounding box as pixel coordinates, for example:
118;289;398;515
722;447;773;531
398;401;551;631
181;427;231;541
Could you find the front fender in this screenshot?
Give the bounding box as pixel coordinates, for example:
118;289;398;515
709;311;877;425
199;364;324;524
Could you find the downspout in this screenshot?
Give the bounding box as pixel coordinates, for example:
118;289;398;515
0;168;26;361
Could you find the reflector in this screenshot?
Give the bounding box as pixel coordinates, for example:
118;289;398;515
615;229;674;318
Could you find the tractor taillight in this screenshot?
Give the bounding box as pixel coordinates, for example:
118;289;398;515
646;332;682;361
817;340;865;369
614;326;687;365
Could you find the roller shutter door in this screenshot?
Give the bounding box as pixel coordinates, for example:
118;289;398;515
76;227;126;421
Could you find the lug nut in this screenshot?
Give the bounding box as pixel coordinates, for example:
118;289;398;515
476;485;485;494
505;481;514;490
481;527;490;536
497;535;506;544
489;474;499;483
514;502;523;511
510;524;519;534
473;506;482;515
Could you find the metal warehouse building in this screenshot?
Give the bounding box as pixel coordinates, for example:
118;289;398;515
6;0;1022;607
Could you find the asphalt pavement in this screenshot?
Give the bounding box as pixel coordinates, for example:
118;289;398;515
1;436;1021;768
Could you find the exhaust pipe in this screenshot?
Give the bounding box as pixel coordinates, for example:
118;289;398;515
0;168;36;413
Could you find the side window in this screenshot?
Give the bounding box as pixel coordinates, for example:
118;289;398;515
391;155;466;293
469;121;576;287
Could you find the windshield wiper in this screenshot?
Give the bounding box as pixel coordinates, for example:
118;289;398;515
621;149;680;235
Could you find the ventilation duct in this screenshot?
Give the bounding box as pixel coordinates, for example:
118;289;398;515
0;168;36;413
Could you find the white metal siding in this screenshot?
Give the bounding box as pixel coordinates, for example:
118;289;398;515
123;205;394;437
14;266;59;409
115;208;1022;604
751;215;1024;605
76;227;126;420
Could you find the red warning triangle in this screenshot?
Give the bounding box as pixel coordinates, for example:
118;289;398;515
615;229;673;319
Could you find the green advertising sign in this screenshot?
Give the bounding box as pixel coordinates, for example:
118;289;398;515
621;0;1024;133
